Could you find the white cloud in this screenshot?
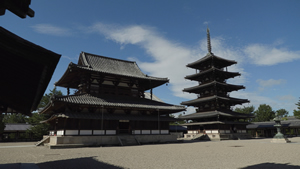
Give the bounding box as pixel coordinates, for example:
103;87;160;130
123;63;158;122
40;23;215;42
256;79;286;87
86;22;248;100
32;24;72;36
203;21;210;25
62;55;77;61
82;22;299;114
232;91;296;114
243;44;300;66
278;95;296;101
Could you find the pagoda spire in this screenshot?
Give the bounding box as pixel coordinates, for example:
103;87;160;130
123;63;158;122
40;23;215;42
207;27;212;54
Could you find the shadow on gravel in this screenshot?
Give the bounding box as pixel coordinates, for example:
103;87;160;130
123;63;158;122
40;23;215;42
37;157;124;169
240;162;300;169
0;157;124;169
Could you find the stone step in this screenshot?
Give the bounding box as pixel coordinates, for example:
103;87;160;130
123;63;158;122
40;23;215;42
35;136;50;146
118;136;140;146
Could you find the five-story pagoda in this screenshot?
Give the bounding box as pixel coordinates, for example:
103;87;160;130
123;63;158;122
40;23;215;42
179;28;254;140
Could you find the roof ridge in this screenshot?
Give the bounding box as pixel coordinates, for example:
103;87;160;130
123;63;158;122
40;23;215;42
82;51;137;64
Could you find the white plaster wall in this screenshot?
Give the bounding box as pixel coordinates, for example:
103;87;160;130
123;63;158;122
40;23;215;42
80;130;92;135
57;130;64;136
161;130;169;134
65;130;78;135
142;130;151;134
94;130;105;135
106;130;116;135
152;130;160;134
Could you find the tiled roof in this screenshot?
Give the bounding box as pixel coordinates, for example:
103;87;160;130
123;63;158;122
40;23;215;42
0;27;61;116
42;112;176;123
79;52;168;81
181;121;250;126
185;67;240;81
247;118;300;129
186;53;237;69
181;95;249;106
144;92;164;102
43;94;185;113
169;125;187;131
183;81;245;93
178;110;254;120
4;123;31;131
55;52;168;90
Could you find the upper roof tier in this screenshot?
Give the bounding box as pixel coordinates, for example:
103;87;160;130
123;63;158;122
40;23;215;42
55;52;169;90
183;81;245;94
185;67;240;81
186;53;237;70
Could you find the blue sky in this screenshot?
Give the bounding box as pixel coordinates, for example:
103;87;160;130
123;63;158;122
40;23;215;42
1;0;300;115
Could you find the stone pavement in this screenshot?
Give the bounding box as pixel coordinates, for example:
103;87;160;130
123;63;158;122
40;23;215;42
0;138;300;169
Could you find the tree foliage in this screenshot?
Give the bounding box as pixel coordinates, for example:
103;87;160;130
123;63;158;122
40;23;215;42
276;109;289;118
234;105;255;122
294;98;300;119
235;105;255;114
37;88;63;109
253;104;275;122
3;113;27;123
26;113;49;139
296;97;300;110
294;110;300;118
169;113;186;125
0;114;5;135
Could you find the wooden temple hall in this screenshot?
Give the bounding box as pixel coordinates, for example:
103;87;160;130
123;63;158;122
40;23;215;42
178;28;254;141
39;52;185;146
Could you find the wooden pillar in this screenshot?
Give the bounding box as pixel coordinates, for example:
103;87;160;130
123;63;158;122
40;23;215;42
78;120;81;136
63;118;67;136
91;119;94;136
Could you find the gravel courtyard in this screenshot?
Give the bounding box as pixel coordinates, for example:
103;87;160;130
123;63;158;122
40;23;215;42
0;137;300;169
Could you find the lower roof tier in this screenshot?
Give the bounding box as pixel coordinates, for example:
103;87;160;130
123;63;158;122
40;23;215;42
40;93;186;114
181;95;249;106
178;110;254;120
42;112;176;123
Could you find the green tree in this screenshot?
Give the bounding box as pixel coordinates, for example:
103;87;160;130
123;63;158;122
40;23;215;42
234;105;255;122
0;114;5;138
294;110;300;118
169;113;186;125
26;113;49;139
294;98;300;119
235;105;255;114
3;113;27;123
253;104;275;122
37;88;63;109
276;109;289;120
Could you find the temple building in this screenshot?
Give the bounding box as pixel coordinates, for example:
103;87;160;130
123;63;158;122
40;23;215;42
39;52;185;146
178;28;254;141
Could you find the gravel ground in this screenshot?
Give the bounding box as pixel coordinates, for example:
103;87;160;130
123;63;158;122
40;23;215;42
0;137;300;169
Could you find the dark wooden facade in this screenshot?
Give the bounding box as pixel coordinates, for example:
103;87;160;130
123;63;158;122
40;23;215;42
0;27;61;116
179;29;253;138
40;52;185;136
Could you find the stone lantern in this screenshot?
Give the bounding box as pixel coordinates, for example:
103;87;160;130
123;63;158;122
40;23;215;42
271;113;291;143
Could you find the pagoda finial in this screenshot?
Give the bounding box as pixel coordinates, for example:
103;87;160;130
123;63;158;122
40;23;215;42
207;27;212;54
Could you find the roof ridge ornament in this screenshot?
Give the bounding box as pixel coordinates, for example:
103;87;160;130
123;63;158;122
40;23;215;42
207;27;212;54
